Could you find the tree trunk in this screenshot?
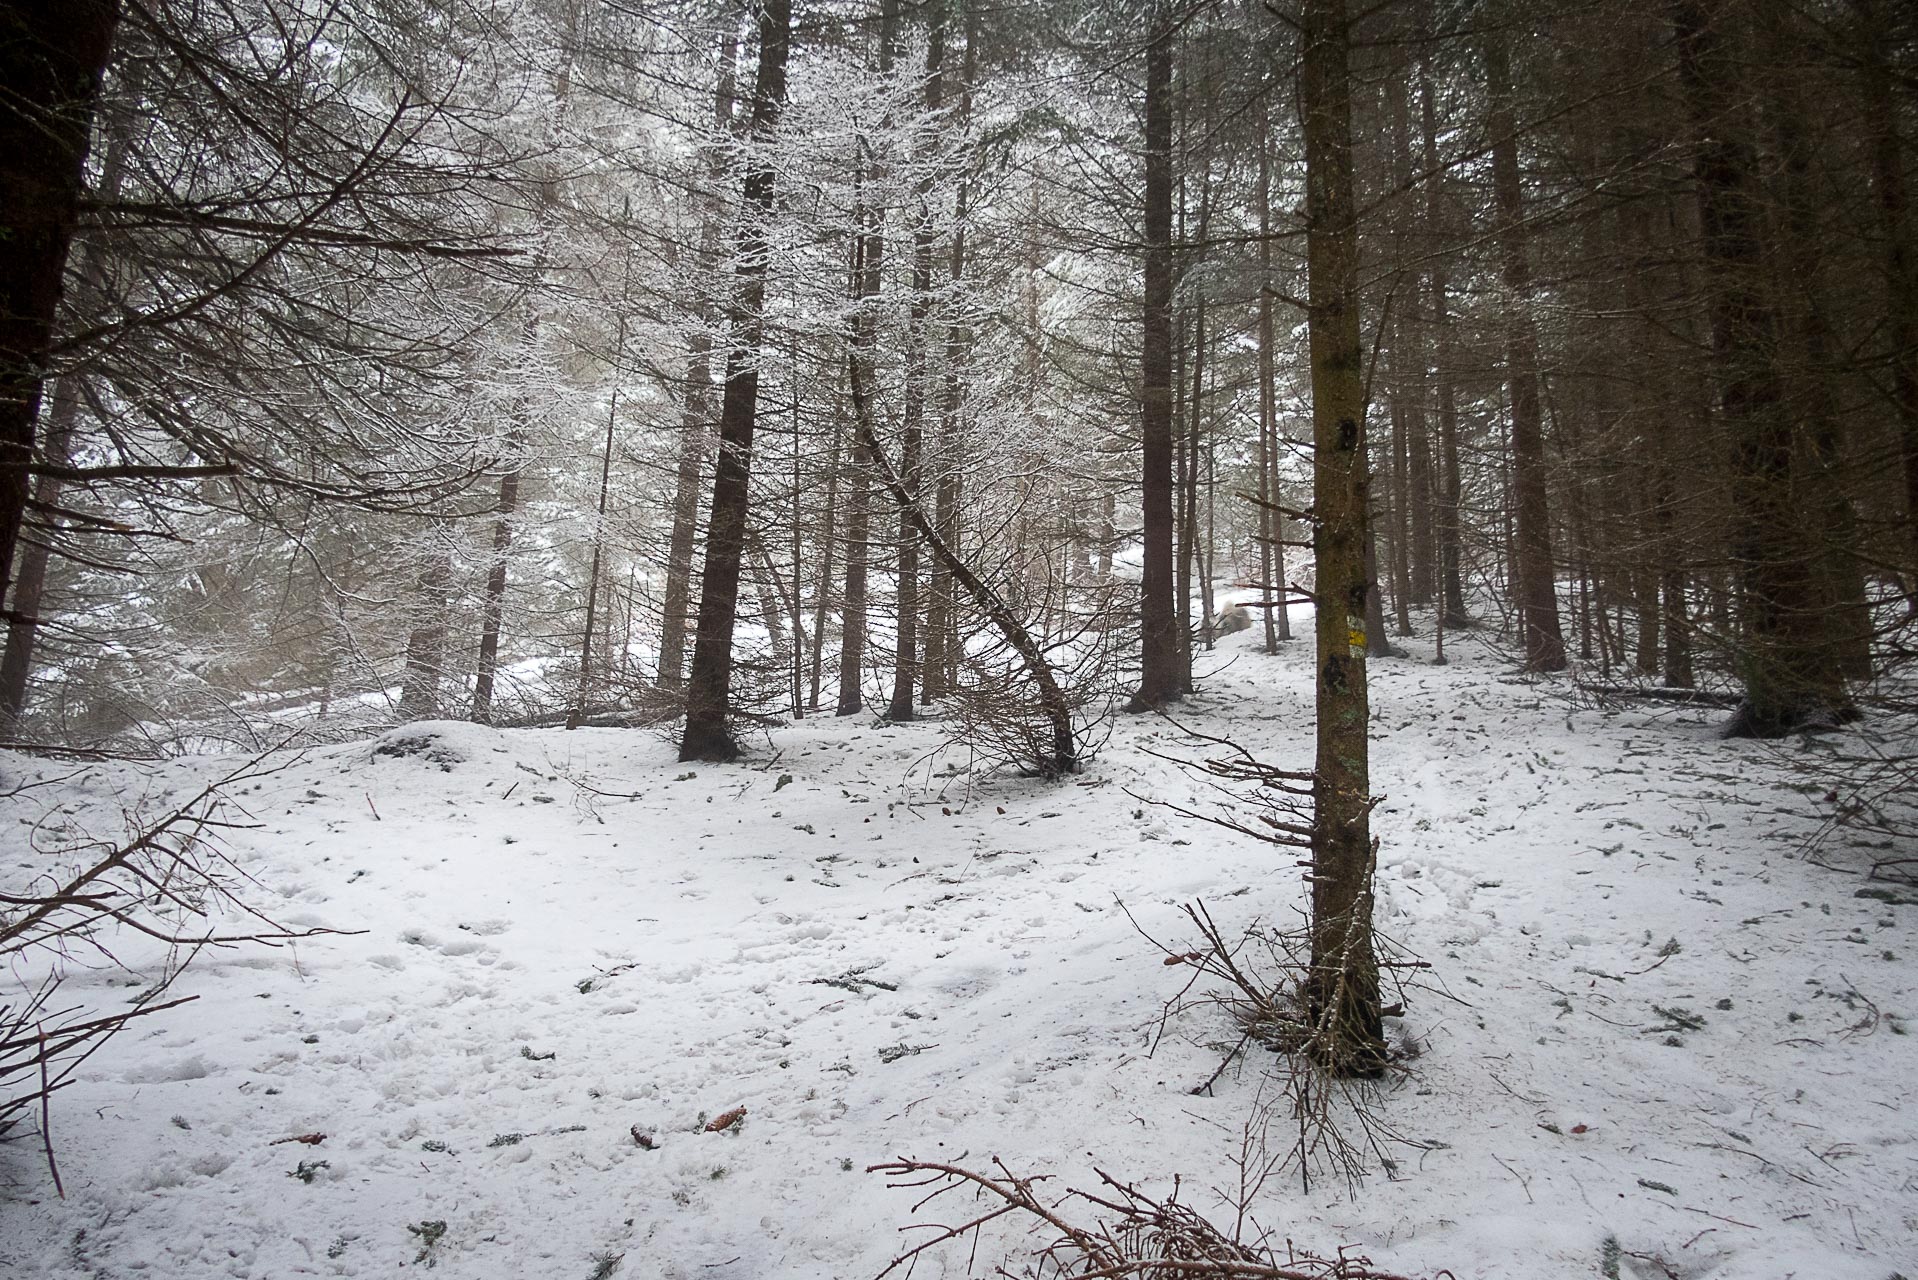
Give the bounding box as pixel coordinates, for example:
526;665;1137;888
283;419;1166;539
0;1;119;608
1762;6;1870;683
569;342;623;730
835;1;900;719
471;439;523;724
836;431;873;716
659;390;709;691
1299;0;1385;1078
850;365;1075;777
925;31;973;706
888;2;947;723
1129;13;1181;712
1387;395;1413;636
1387;58;1436;610
1484;36;1566;673
1419;44;1470;627
1856;0;1918;604
0;379;80;735
660;32;739;693
397;547;451;721
1180;240;1210;685
1673;0;1845;736
679;0;792;762
1255;106;1292;648
810;390;843;712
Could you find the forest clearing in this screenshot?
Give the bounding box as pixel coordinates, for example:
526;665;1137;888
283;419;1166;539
2;623;1913;1278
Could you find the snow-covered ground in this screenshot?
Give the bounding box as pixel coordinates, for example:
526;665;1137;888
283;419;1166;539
2;624;1913;1279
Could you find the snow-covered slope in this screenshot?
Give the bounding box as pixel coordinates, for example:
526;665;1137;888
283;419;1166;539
1;631;1912;1279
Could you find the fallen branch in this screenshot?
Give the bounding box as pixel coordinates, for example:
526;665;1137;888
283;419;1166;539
868;1157;1444;1279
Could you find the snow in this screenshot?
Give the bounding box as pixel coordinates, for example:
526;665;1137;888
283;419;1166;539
2;626;1914;1279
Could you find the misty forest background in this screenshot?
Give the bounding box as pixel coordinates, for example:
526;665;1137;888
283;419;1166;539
2;0;1913;765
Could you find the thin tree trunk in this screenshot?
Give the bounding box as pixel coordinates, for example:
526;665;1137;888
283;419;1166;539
569;329;624;730
1390;59;1436;609
1130;13;1181;712
923;10;973;707
1180;230;1210;685
888;2;947;722
0;375;79;734
660;33;739;693
470;439;523;724
788;346;806;718
1363;532;1389;658
1419;43;1469;627
836;0;899;719
397;546;451;721
1388;395;1413;636
1484;35;1566;672
849;365;1075;777
1257;108;1284;653
836;433;872;716
809;389;843;712
749;532;790;669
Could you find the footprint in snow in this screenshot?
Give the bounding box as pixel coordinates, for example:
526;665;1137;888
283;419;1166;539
400;927;502;964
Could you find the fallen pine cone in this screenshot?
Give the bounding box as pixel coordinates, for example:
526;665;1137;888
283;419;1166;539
270;1133;327;1146
705;1107;747;1133
631;1126;656;1150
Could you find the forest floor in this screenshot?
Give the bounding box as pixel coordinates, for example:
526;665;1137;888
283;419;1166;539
1;620;1914;1280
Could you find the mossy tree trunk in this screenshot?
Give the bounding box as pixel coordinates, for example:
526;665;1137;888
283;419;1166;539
1299;0;1385;1078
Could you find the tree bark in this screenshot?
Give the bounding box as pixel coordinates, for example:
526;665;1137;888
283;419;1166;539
888;0;946;722
660;32;739;693
0;0;119;611
1856;0;1918;604
835;0;900;719
680;0;792;762
1387;58;1435;609
1762;5;1870;683
1484;35;1566;673
470;437;523;724
810;389;842;712
1673;0;1846;735
569;323;624;730
1129;12;1181;712
0;379;80;734
1300;0;1385;1078
1419;43;1470;627
924;25;974;706
397;546;451;722
1256;105;1291;648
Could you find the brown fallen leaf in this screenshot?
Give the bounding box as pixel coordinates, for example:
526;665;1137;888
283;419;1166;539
705;1106;747;1133
1570;1124;1589;1134
270;1133;327;1147
631;1126;656;1150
